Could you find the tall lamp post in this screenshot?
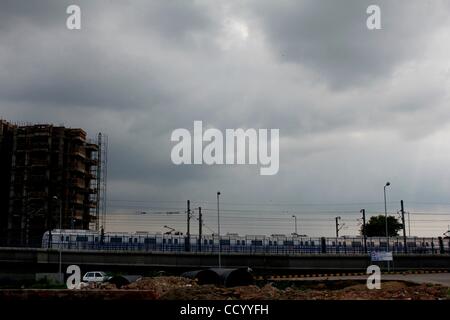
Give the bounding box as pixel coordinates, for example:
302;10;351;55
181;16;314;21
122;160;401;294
217;191;221;268
360;209;367;253
383;182;391;272
53;196;62;283
292;215;298;235
383;182;391;249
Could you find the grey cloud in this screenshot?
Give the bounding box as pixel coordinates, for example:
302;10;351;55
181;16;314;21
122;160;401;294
250;0;450;88
1;0;450;236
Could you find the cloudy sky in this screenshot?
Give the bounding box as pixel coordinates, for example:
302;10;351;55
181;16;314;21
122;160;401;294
1;0;450;237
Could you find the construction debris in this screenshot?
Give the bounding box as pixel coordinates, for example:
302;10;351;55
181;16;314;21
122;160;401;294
1;277;447;300
79;277;449;300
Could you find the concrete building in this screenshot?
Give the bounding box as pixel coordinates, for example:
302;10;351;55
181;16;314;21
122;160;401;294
0;120;100;247
0;120;15;246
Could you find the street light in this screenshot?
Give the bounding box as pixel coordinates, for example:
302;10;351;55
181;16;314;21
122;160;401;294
292;215;298;235
360;209;367;253
52;196;62;283
217;191;221;268
383;182;391;249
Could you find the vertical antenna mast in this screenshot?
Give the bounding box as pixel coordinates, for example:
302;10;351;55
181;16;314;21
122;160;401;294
102;134;108;231
95;133;102;231
95;133;108;232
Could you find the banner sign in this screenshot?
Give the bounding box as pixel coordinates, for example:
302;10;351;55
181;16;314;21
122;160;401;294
370;251;393;261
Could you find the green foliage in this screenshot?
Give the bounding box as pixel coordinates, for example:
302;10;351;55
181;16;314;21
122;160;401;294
0;277;66;289
361;215;403;237
29;277;66;289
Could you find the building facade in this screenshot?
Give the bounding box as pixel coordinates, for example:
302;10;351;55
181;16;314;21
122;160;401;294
0;120;15;246
0;120;100;247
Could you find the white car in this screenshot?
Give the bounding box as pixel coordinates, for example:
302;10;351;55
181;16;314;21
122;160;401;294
82;271;110;283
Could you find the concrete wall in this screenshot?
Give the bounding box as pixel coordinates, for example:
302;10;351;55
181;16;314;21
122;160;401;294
0;247;449;275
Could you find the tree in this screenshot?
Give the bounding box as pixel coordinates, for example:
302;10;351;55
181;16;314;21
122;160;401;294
361;215;403;237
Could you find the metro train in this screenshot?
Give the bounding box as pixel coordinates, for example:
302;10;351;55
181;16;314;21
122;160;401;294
42;229;450;254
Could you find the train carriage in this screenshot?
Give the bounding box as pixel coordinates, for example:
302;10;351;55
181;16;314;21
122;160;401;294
42;229;450;255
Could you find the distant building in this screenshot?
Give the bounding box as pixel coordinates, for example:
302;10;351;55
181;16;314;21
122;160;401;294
0;120;101;246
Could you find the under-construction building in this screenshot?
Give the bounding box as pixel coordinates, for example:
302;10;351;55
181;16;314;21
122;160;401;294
0;120;107;247
0;120;15;245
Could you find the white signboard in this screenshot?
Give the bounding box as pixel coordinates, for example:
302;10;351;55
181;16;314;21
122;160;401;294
371;251;393;261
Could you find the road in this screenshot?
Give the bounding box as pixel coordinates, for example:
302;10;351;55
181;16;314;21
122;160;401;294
278;272;450;287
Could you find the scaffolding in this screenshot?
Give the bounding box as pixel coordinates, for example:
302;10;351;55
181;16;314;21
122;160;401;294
0;121;100;246
92;133;108;232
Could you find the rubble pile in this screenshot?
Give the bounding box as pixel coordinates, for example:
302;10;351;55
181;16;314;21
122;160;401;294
123;276;197;297
78;277;449;300
280;282;448;300
81;282;117;290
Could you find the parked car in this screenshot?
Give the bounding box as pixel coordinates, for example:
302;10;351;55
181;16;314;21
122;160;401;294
82;271;111;283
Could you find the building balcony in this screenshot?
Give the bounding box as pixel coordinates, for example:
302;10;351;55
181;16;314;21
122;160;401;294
30;147;50;153
69;179;86;189
85;143;98;151
70;165;86;174
28;191;48;199
86;158;98;165
30;160;48;166
87;188;97;194
85;172;96;179
30;131;52;137
69;151;86;159
71;198;85;205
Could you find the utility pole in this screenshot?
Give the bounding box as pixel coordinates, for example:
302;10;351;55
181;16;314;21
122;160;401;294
186;200;191;252
361;209;367;253
217;191;221;268
292;215;298;235
383;182;391;272
408;212;411;236
401;200;407;254
383;182;391;250
52;196;63;283
335;216;340;238
198;207;202;252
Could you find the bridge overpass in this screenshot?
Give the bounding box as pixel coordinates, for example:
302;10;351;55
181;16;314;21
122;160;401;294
0;247;449;276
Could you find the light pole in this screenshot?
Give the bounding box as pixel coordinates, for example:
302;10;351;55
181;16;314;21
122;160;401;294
53;196;62;283
292;215;298;235
360;209;367;253
383;182;390;250
217;191;221;268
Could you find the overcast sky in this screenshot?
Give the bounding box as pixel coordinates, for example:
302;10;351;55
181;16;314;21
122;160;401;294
1;0;450;237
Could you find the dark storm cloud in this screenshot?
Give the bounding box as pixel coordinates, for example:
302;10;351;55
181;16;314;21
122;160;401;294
1;0;450;236
251;0;450;88
0;0;219;109
0;0;65;29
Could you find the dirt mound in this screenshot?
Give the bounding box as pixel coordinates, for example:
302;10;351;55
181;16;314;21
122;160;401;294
122;276;197;298
80;277;448;300
80;282;117;290
160;283;283;300
342;281;408;292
